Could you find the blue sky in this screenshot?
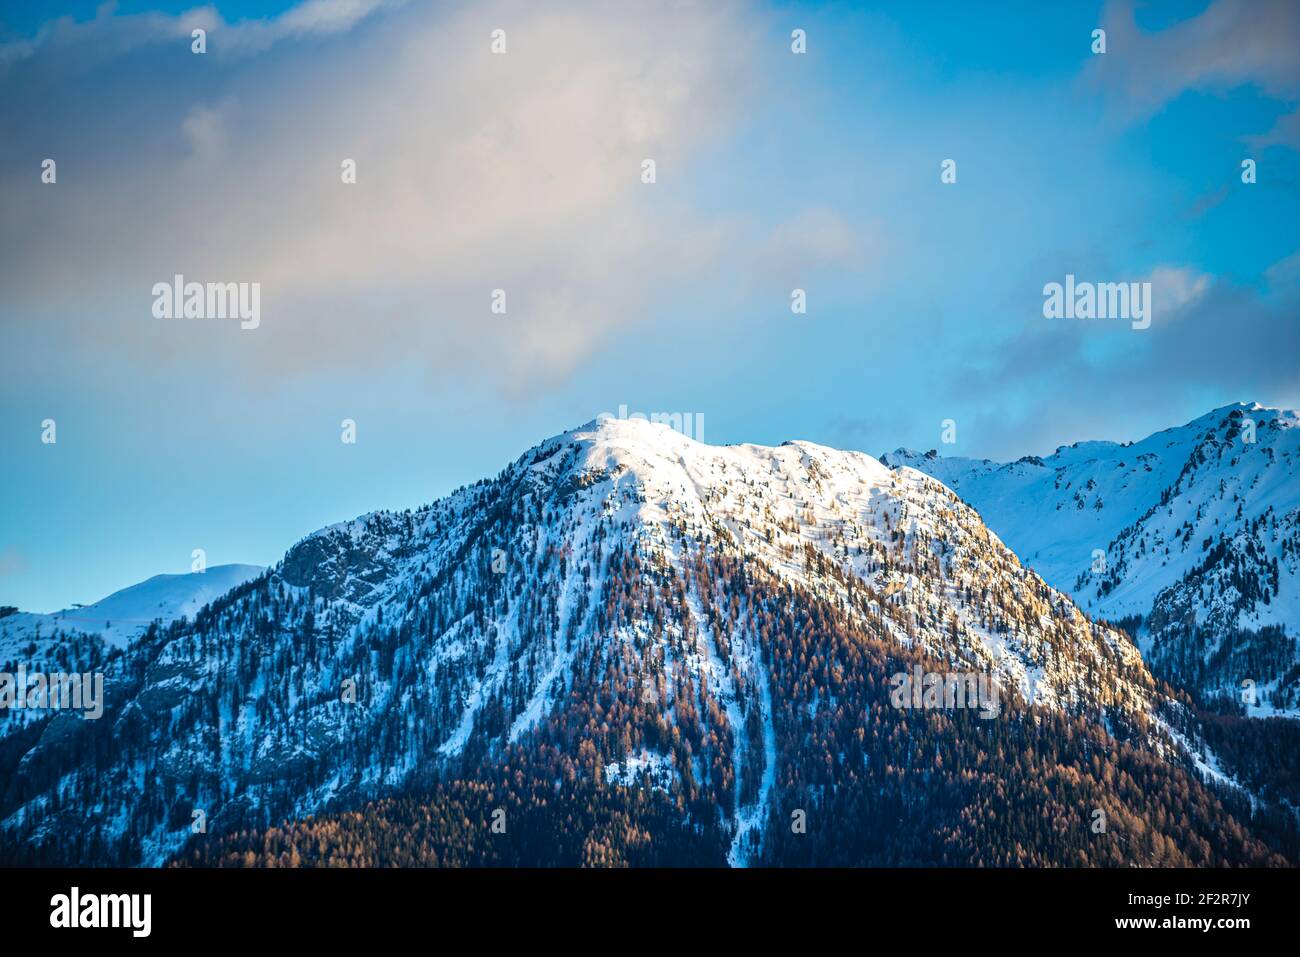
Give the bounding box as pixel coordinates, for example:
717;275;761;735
2;0;1298;611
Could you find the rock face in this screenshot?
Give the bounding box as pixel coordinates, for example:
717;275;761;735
0;417;1288;867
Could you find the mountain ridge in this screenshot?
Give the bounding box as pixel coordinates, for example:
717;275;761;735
0;563;266;662
1;413;1294;866
881;401;1300;716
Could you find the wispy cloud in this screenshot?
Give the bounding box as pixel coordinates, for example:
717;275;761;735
1086;0;1300;123
947;259;1299;457
0;0;395;68
1248;106;1300;151
1145;264;1212;317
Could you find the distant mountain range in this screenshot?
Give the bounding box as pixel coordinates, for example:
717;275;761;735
1;564;264;658
1;409;1296;867
882;402;1300;717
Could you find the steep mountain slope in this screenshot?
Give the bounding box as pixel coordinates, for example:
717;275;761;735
0;419;1288;867
882;403;1300;715
0;565;267;744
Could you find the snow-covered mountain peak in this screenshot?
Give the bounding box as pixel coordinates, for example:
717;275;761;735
0;563;266;663
272;415;1151;741
0;414;1225;868
887;402;1300;714
566;415;896;489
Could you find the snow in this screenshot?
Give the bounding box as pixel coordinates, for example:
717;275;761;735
882;403;1295;616
1153;715;1256;811
5;410;1248;866
604;750;675;792
885;402;1300;714
0;564;264;659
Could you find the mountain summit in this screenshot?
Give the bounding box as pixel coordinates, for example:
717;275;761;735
1;416;1290;867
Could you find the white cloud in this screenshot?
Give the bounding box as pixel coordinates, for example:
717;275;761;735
2;0;822;390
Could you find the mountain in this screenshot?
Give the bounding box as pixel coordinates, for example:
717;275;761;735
0;565;266;660
1;419;1292;867
881;403;1300;717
